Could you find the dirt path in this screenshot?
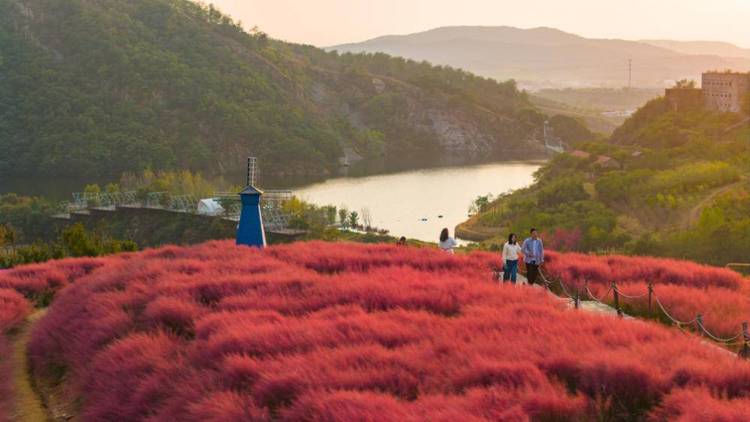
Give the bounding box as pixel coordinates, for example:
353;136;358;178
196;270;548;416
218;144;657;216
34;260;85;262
682;180;743;229
8;309;48;422
527;277;741;358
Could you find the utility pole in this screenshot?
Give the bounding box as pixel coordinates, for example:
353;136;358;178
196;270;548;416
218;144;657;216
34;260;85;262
628;58;632;91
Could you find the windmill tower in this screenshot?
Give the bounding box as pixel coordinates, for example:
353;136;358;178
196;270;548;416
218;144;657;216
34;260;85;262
236;157;267;247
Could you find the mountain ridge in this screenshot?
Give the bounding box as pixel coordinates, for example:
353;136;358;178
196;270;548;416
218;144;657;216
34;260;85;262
331;26;750;89
640;39;750;59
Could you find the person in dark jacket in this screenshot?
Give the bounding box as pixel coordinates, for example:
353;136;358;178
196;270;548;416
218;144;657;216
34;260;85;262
521;228;544;285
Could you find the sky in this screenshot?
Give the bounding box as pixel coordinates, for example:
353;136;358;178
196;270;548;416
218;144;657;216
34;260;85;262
208;0;750;48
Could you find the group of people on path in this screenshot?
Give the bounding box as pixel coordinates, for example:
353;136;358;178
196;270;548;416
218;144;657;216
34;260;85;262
435;227;544;285
501;228;544;285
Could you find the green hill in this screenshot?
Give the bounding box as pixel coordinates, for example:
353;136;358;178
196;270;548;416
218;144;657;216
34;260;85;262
458;95;750;266
0;0;587;180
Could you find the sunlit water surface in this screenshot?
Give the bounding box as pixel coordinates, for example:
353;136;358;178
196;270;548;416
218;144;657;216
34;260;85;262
295;161;542;243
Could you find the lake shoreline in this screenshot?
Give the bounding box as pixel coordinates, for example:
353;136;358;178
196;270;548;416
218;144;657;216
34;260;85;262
293;160;543;243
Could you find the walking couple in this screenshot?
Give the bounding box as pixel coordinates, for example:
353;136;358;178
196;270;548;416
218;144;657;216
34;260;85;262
502;228;544;285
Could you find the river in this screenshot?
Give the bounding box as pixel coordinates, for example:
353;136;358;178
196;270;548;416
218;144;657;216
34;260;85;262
294;161;542;243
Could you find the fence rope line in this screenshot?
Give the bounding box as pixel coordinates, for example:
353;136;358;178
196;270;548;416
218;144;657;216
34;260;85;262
514;266;749;353
696;319;744;343
585;283;612;303
613;288;649;300
556;276;576;299
653;295;698;326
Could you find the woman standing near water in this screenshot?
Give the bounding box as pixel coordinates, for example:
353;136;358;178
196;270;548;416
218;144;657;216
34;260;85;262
439;228;458;254
502;233;522;283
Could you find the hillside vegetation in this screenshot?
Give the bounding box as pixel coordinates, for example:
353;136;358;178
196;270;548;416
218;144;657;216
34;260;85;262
458;95;750;266
0;0;586;180
0;241;748;420
530;88;661;135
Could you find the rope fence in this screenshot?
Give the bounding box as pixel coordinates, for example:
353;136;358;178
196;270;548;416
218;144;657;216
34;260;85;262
504;265;750;359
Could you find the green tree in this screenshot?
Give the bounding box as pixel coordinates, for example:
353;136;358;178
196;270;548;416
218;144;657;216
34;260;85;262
60;224;99;257
323;206;337;225
338;208;349;228
0;224;7;255
0;224;18;258
348;211;359;229
105;183;120;193
674;79;697;89
84;184;102;207
469;194;494;215
216;197;237;217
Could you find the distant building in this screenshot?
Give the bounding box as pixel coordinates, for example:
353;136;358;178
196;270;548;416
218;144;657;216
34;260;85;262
665;87;704;112
702;72;749;113
570;150;591;159
663;71;749;114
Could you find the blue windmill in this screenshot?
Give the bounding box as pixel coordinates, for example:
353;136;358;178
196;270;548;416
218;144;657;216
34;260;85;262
236;157;267;247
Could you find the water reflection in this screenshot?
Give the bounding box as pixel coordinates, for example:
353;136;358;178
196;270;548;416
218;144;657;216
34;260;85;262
294;161;542;243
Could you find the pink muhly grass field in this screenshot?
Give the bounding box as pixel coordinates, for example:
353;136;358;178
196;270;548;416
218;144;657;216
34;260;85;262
543;251;750;338
4;240;747;421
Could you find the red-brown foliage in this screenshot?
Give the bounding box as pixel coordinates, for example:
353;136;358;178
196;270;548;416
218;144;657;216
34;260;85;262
13;241;750;420
0;257;111;302
0;288;30;332
651;389;750;421
543;251;750;337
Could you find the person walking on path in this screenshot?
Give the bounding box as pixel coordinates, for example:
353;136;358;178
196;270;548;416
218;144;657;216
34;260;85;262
522;228;544;285
439;228;458;254
502;233;522;283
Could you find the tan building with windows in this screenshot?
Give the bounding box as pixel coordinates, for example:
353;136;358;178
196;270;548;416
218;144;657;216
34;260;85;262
702;72;750;113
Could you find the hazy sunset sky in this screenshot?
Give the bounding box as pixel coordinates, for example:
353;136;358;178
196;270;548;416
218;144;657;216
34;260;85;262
208;0;750;48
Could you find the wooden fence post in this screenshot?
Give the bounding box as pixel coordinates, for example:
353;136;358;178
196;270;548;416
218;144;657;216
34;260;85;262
696;314;704;336
574;289;580;310
647;282;653;316
740;322;750;359
583;280;589;301
612;282;622;317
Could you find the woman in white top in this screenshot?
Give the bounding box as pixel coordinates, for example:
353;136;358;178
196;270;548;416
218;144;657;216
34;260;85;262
502;233;522;283
438;228;458;254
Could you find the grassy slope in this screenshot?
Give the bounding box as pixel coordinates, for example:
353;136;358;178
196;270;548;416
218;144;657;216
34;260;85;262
0;0;589;180
458;96;750;265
